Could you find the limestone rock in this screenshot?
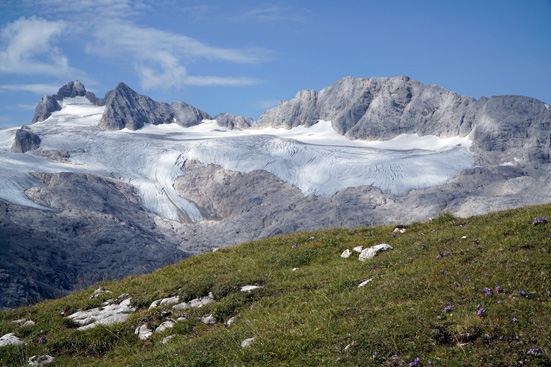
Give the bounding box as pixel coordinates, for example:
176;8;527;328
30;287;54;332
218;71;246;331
341;249;353;258
240;285;263;292
162;335;175;344
359;244;393;262
68;298;136;330
28;355;55;367
149;296;180;310
135;324;153;340
214;112;255;129
358;278;373;287
241;337;255;348
352;246;363;253
90;287;113;299
200;314;216;325
0;333;25;347
173;292;214;310
11;126;41;153
155;320;175;333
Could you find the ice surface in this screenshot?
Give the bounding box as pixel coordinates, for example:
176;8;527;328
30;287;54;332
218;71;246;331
0;101;474;222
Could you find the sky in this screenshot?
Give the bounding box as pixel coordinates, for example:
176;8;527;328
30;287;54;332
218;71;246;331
0;0;550;129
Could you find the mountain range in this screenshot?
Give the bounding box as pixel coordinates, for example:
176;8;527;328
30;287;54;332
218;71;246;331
1;76;550;307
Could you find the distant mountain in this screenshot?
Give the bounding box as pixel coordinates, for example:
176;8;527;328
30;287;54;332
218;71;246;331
1;76;550;307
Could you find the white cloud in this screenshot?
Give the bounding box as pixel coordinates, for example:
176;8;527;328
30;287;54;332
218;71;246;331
86;20;266;89
253;99;280;109
0;16;81;77
235;5;305;22
0;83;61;94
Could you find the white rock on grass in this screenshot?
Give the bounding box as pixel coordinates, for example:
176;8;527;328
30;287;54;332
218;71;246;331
341;249;353;258
162;335;175;344
352;246;363;253
240;285;263;292
149;296;180;310
173;292;214;310
90;287;112;300
359;244;393;262
241;337;256;348
200;314;216;325
135;324;153;340
225;315;238;327
0;333;25;347
358;278;373;287
68;298;136;331
155;320;175;333
28;355;55;367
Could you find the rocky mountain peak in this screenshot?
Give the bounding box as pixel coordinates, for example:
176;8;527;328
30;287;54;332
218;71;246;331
32;81;103;123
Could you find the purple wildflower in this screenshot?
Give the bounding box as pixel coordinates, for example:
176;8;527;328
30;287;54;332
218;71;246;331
409;357;421;366
38;336;46;343
453;282;462;287
444;305;454;312
435;255;441;259
476;307;485;317
527;348;541;355
436;315;441;319
483;287;493;296
292;243;298;248
518;290;526;297
512;317;518;322
373;352;378;358
495;286;503;293
391;233;397;238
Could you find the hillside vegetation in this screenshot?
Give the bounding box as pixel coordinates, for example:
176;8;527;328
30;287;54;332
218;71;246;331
1;205;550;366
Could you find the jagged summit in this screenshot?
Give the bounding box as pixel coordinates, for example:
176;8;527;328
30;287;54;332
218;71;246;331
32;81;103;123
98;82;211;130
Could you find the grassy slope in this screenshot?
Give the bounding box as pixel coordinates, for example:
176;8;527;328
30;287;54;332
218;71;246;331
1;205;550;366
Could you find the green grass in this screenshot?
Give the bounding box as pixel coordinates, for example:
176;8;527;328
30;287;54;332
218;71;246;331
1;205;550;366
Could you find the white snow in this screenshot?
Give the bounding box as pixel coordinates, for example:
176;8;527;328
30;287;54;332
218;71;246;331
545;104;550;111
0;100;475;222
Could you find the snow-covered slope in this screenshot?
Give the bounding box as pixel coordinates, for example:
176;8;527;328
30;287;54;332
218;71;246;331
0;97;474;222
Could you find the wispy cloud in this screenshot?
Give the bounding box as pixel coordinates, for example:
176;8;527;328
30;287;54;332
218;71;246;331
253;99;280;109
0;16;82;77
13;0;269;90
0;83;61;94
235;4;305;22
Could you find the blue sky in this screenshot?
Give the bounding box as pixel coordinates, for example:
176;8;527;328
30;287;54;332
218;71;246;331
0;0;550;128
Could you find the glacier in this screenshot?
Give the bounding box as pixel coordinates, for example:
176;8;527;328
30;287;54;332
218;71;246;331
0;97;474;222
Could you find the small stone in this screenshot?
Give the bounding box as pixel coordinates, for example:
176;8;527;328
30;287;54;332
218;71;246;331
155;320;175;333
135;324;153;340
28;355;55;367
173;292;214;310
162;335;175;344
341;249;353;258
292;268;298;271
200;314;216;325
0;333;25;347
90;287;112;300
212;248;219;252
352;246;363;253
21;320;36;327
359;244;393;262
358;278;373;287
149;296;180;310
241;337;256;348
226;315;238;327
240;285;263;292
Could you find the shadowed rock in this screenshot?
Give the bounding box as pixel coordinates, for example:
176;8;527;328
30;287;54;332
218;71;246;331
10;126;41;153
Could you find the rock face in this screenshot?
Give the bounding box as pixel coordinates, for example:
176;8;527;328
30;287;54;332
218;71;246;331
32;81;103;123
0;172;189;308
98;82;211;130
10;126;41;153
258;76;551;169
214;112;255;129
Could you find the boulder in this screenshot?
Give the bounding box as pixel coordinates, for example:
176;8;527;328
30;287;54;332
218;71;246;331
241;337;255;348
173;292;214;310
28;355;55;367
359;244;393;262
68;297;136;330
11;126;41;153
0;333;25;347
135;324;153;340
149;296;180;310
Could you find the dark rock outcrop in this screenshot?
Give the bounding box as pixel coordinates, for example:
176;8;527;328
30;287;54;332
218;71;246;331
32;81;104;123
10;126;41;153
98;83;211;130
